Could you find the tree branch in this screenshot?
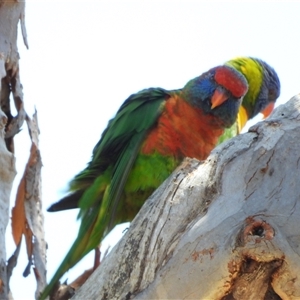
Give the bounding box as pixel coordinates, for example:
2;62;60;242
72;95;300;300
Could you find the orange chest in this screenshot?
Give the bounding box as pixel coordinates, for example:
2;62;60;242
141;95;224;160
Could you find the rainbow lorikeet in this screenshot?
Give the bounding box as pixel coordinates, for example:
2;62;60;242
39;64;248;300
218;57;280;143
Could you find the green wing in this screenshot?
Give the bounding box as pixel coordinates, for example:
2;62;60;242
39;88;169;300
76;88;168;210
77;87;170;251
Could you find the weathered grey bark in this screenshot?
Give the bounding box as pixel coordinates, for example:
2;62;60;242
0;2;25;299
0;1;28;152
73;95;300;300
0;2;46;299
0;108;16;299
20;112;46;299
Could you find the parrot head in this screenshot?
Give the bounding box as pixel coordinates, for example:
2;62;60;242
225;57;281;132
255;59;281;116
183;65;248;128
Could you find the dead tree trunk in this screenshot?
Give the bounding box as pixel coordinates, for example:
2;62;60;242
0;2;46;299
73;95;300;300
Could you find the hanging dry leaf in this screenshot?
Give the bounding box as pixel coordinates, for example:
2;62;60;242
10;112;47;298
11;173;26;246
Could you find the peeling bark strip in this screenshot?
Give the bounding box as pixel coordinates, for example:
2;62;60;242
0;1;28;152
73;96;300;300
10;112;47;299
0;106;16;300
0;2;46;300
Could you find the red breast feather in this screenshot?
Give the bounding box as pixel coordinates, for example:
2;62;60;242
142;94;224;160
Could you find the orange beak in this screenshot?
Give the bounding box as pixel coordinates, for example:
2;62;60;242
211;88;229;109
261;102;275;119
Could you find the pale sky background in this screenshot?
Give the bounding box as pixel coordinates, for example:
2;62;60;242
5;1;300;299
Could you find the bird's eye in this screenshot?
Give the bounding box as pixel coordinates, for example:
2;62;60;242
268;89;276;100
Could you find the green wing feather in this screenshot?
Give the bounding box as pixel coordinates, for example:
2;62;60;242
39;88;169;300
